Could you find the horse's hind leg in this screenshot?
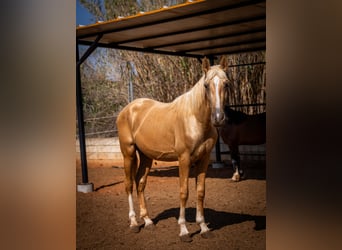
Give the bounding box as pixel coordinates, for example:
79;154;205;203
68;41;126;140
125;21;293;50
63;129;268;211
135;152;154;229
122;145;139;232
231;146;243;181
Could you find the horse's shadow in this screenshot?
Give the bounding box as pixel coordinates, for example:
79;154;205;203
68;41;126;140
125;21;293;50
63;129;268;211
152;207;265;232
94;180;124;191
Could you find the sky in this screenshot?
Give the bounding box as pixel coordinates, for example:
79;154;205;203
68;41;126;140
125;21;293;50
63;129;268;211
76;0;94;26
76;1;121;81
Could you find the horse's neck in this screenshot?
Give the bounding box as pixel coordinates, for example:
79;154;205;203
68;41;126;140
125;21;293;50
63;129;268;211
194;83;210;120
175;78;211;123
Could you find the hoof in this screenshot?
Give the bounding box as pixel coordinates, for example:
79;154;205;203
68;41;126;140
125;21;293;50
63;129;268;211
130;225;140;233
144;223;155;231
179;234;192;242
231;173;240;182
201;230;214;239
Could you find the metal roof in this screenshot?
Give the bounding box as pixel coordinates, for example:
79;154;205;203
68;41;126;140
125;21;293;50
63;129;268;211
76;0;266;58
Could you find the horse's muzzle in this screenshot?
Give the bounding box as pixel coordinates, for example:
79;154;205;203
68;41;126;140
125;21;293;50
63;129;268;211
212;110;225;127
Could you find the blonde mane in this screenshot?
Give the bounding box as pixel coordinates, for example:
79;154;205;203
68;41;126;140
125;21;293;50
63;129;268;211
171;75;206;115
172;65;226;116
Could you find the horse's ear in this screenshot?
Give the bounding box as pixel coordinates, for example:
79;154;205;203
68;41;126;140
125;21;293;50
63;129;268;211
219;56;228;71
202;57;210;73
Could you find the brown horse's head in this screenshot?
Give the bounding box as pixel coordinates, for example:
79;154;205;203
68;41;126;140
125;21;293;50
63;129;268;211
202;57;229;127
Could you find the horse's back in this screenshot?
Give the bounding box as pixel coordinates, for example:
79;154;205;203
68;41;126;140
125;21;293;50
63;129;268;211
117;98;162;127
220;112;266;146
118;98;157;119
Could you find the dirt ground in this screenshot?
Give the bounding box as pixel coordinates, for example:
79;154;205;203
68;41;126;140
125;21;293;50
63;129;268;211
76;159;266;250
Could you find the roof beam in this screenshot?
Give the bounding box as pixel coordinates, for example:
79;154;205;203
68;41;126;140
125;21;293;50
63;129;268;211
113;15;265;46
150;29;266;51
179;37;266;54
198;44;266;57
78;39;265;58
77;40;203;59
77;0;265;39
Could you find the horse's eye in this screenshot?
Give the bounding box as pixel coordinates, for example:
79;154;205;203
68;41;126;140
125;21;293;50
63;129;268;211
204;83;209;89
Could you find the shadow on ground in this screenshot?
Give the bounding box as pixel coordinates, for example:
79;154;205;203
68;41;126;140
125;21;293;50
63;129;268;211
153;207;266;233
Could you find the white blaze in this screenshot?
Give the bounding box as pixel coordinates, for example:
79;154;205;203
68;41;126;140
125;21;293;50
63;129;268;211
213;76;221;119
213;76;220;108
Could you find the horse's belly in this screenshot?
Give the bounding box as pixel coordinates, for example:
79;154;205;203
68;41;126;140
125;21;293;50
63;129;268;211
135;133;178;161
137;145;178;161
221;123;265;146
239;128;265;145
238;132;265;145
150;151;178;161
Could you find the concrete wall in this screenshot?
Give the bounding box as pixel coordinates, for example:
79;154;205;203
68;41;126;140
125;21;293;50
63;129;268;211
76;137;265;167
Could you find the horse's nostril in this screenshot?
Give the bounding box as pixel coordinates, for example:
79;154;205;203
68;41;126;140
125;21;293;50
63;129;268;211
212;111;225;124
218;112;225;122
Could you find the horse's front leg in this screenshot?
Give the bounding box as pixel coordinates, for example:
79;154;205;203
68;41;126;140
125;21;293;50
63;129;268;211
178;154;192;242
195;154;212;238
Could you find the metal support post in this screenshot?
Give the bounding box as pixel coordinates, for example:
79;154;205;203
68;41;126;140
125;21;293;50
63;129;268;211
76;35;102;193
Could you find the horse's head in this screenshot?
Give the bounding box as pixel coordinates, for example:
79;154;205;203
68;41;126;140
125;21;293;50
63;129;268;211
202;57;229;127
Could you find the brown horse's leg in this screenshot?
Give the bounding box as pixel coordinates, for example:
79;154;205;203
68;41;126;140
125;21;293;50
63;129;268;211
135;152;154;229
230;145;243;181
195;154;212;238
177;154;192;242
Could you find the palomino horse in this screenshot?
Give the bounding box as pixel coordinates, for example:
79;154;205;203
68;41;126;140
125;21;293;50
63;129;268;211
219;106;266;181
116;57;229;242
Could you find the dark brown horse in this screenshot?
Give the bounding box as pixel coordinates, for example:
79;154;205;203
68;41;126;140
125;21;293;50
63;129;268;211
219;106;266;181
116;57;229;242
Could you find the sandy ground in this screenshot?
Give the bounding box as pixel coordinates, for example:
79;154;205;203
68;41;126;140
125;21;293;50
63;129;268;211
76;159;266;249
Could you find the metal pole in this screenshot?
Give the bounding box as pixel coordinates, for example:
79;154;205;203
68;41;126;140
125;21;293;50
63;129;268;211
76;34;102;193
76;35;104;192
77;34;103;67
215;131;222;163
128;61;134;102
76;45;90;186
76;35;103;192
